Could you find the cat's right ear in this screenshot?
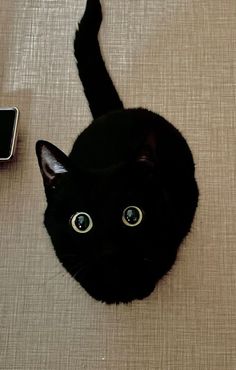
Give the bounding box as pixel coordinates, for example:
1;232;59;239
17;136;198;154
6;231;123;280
36;140;70;190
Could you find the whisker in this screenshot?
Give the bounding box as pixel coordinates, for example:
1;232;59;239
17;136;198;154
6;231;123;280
72;270;80;280
143;258;153;263
70;261;91;280
38;257;91;294
38;269;69;293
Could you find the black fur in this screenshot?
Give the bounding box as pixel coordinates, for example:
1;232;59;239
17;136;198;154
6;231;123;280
36;0;198;304
74;0;124;118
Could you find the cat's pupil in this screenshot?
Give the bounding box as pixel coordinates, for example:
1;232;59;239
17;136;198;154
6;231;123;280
123;206;143;226
75;214;90;231
125;208;139;224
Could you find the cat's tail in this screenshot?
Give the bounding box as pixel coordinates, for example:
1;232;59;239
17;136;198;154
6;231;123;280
74;0;124;119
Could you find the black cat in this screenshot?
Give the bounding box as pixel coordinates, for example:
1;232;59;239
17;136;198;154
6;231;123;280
36;0;198;304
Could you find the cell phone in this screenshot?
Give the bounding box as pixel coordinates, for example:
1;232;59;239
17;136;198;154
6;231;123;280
0;107;19;161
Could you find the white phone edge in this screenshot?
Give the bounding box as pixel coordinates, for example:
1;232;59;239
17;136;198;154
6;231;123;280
0;107;19;161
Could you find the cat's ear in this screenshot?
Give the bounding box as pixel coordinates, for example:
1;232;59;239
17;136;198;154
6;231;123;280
136;132;157;168
36;140;70;188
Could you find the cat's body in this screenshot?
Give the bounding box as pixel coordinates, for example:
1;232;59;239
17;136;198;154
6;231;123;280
36;0;198;304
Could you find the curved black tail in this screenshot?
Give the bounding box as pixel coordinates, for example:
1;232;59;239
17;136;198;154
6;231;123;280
74;0;124;119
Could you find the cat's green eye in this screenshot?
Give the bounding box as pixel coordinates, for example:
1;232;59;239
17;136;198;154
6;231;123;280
122;206;143;227
70;212;93;233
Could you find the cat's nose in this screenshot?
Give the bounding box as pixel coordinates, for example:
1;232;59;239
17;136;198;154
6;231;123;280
100;242;120;262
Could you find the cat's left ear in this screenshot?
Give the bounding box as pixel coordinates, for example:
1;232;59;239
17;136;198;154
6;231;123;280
36;140;70;189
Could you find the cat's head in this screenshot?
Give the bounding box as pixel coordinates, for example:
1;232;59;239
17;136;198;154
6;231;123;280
36;147;169;303
36;110;198;304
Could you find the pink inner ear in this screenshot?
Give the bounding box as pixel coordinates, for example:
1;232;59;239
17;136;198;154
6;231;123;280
41;146;68;178
136;131;157;166
36;140;70;187
136;156;156;170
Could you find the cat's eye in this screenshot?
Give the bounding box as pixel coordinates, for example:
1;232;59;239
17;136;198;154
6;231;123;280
70;212;93;233
122;206;143;227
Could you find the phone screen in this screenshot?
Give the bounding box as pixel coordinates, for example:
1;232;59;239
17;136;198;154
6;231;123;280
0;108;19;160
